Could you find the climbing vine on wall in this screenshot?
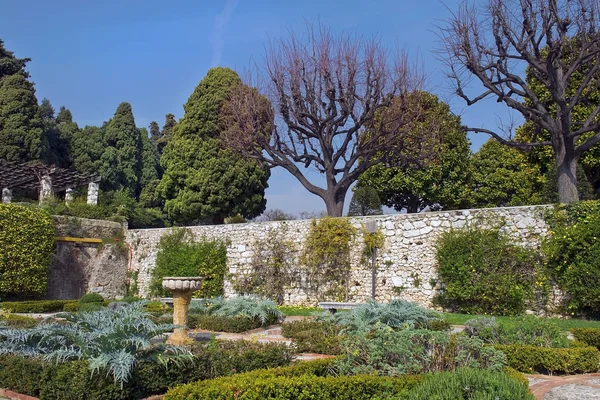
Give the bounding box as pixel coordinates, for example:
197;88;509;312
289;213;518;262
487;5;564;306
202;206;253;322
300;217;357;301
232;225;298;304
0;204;55;298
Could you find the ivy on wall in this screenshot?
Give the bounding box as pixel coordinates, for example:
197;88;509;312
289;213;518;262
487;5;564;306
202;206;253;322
300;217;357;301
150;228;228;298
0;204;55;298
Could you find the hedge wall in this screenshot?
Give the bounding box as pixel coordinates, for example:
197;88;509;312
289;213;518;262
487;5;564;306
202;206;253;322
0;204;55;298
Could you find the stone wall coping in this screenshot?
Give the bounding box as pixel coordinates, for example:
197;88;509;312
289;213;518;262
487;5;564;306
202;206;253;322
52;215;124;229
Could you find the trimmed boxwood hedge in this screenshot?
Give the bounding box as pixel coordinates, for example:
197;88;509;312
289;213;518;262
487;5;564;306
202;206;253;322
0;204;55;298
188;314;265;333
164;364;423;400
1;300;78;313
0;340;294;400
494;344;600;374
571;328;600;350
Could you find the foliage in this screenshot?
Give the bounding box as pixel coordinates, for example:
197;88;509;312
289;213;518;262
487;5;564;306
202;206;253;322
150;228;228;298
0;204;55;298
164;361;423;400
407;368;534;400
470;139;547;207
232;226;297;304
360;92;472;213
571;328;600;350
464;316;570;348
191;295;284;326
0;40;44;163
0;302;190;384
278;305;322;316
543;200;600;316
494;344;600;374
79;293;105;304
281;320;343;354
0;310;37;329
434;225;541;315
347;186;383;216
158;67;269;224
335;328;506;377
300;217;357;301
324;299;444;333
362;225;385;257
0;300;77;313
188;314;263;333
0;340;294;400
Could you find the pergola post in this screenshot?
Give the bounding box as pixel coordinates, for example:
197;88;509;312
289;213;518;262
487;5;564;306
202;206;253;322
87;182;99;205
65;188;75;204
39;174;53;204
2;188;11;203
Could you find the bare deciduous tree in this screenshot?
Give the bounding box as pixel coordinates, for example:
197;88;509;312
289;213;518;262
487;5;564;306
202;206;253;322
439;0;600;203
222;25;433;216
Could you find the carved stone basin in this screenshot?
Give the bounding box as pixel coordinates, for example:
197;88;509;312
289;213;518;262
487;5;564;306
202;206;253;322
162;277;203;346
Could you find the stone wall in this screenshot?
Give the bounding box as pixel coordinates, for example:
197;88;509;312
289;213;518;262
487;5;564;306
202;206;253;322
46;217;128;300
127;205;550;307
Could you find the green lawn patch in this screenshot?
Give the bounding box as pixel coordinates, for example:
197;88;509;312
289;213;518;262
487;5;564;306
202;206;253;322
443;312;600;331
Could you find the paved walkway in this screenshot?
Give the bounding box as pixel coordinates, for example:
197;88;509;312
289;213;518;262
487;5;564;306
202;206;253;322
528;374;600;399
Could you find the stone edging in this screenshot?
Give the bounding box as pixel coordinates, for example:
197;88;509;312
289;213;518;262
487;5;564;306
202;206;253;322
0;388;164;400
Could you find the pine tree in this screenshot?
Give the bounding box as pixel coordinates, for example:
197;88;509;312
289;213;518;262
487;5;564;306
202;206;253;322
157;113;176;154
0;40;44;162
347;186;383;216
101;102;143;195
71;125;104;175
158;68;269;224
149;121;161;148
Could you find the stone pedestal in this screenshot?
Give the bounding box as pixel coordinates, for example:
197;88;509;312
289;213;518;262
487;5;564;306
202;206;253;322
87;182;99;205
162;277;203;346
1;188;11;203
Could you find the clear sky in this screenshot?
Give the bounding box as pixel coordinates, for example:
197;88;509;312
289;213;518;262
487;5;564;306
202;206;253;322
0;0;517;215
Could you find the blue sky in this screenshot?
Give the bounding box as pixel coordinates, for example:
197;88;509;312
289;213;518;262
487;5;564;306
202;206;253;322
0;0;517;215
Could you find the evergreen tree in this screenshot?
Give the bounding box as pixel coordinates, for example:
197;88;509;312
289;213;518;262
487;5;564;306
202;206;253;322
39;98;72;167
0;59;44;162
158;68;270;224
149;121;161;148
157;113;176;154
55;106;79;168
347;186;383;216
71;125;104;175
101;102;143;195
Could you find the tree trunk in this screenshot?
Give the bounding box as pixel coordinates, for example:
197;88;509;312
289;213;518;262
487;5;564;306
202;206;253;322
406;195;420;214
323;193;345;217
556;154;579;203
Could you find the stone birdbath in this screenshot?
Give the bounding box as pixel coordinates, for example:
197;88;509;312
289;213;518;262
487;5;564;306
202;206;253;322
162;276;203;345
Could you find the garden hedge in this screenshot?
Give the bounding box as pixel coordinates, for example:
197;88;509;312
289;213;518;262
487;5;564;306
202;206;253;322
0;300;78;313
571;328;600;350
494;344;600;374
0;341;294;400
281;320;343;355
0;204;55;298
188;314;265;333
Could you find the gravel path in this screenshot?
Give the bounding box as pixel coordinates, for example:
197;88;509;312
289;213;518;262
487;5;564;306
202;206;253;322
528;374;600;399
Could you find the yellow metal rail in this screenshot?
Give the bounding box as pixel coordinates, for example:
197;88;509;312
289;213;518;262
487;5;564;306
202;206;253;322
55;236;103;244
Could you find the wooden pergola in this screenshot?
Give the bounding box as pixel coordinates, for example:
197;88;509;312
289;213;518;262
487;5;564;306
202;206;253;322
0;160;100;203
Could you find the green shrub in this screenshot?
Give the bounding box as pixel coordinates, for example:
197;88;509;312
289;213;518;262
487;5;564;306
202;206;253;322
494;344;600;374
120;296;143;303
434;226;540;316
77;303;104;312
282;320;343;354
407;368;534;400
189;314;263;333
0;313;38;328
164;368;423;400
1;300;78;313
62;302;79;312
204;295;284;325
79;293;105;303
0;204;55;298
428;319;451;331
544;200;600;316
0;340;294;400
465;315;570;347
335;328;506;376
150;228;228;298
571;328;600;350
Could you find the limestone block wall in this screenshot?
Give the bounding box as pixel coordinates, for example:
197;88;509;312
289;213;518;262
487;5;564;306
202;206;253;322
127;205;551;307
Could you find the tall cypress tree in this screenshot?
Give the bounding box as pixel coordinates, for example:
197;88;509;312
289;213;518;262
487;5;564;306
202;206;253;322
149;121;161;148
101;102;143;195
158;68;270;224
40;98;73;167
0;40;44;162
71;125;104;175
157;113;176;155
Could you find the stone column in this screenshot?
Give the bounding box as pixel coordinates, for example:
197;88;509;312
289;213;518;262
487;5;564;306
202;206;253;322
65;188;75;204
87;182;99;205
39;174;53;204
2;188;12;203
